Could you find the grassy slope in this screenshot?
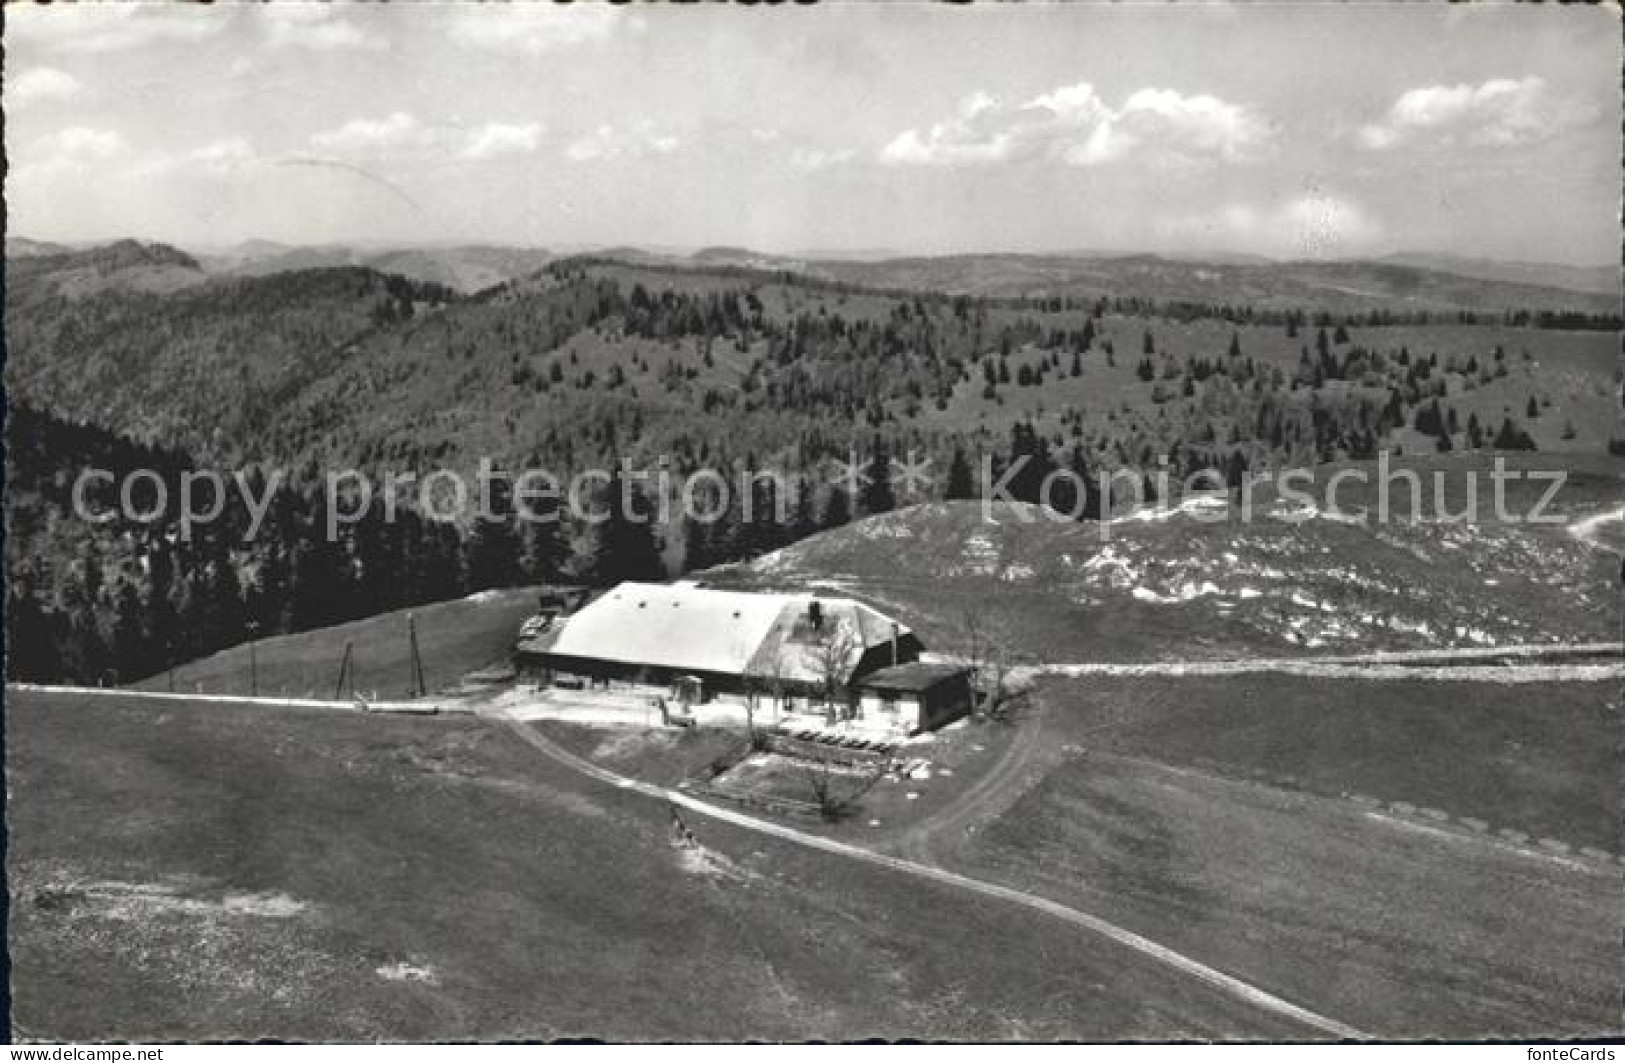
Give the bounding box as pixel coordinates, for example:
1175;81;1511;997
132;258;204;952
7;690;1315;1041
134;587;543;700
923;319;1619;453
9;254;1620;494
132;457;1620;695
947;746;1618;1039
503;673;1620;1039
1042;675;1620;850
568;265;1619;453
859;673;1620;1039
813;255;1621;314
717;455;1622;663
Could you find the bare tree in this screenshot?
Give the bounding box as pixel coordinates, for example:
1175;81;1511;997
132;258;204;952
749;648;793;749
802;622;862;724
801;749;887;822
958;607;1032;723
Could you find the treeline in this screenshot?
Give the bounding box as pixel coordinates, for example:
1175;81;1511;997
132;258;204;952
6;405;468;683
4;265;461;463
9;386;1554;688
4;253;1582;684
9;252;1590;494
549;255;1622;331
6;409;931;685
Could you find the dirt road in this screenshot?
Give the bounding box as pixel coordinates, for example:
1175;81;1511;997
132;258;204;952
492;710;1370;1040
1017;641;1623;682
886;697;1058;865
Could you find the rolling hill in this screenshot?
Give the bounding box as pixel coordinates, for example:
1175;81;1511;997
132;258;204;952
4;236;74;258
4;256;458;461
808;253;1621;314
200;241;556;294
540;243;1621;311
14;685;1309;1040
710;454;1624;664
6;239;1621;690
9;240;1619;472
1379;253;1622;297
133;585;542;701
3;239;209;300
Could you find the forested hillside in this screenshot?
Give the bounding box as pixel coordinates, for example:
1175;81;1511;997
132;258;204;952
6;242;1621;683
6;405;476;684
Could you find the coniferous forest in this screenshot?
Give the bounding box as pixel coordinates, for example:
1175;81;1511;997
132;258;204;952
6;243;1619;683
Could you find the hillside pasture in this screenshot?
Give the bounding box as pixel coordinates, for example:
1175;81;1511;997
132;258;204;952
922;317;1618;453
135;586;543;700
7;688;1326;1041
945;739;1619;1040
719;463;1622;664
1039;675;1620;851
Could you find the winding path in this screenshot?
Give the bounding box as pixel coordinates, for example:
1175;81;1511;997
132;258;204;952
1016;641;1623;683
17;647;1618;1039
491;710;1370;1040
886;698;1056;865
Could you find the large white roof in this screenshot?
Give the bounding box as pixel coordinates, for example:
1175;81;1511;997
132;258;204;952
524;581;912;684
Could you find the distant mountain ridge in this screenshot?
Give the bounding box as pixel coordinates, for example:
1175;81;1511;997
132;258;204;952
193;241;556;294
1377;253;1621;297
4;237;74;259
4;239;207;301
8;238;200;273
793;252;1620;313
9;236;1615;307
581;245;1619;311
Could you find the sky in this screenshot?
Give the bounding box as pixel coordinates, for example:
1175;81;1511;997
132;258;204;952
5;1;1621;264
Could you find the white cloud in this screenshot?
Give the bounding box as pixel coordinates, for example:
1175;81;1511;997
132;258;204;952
789;147;857;171
312;112;439;155
1116;89;1269;163
263;5;387;52
880;91;1029;166
880;82;1270;169
13;126;125;181
38;127;123;160
461;122;546;160
447;3;642;56
128;138;259;180
565;123;680;162
8;67;85;106
1359;77;1588;150
311;114;548;162
7;4;224;53
186;137;258;175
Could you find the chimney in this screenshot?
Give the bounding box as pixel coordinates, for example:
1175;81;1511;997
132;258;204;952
808;600;823;632
890;622;900;666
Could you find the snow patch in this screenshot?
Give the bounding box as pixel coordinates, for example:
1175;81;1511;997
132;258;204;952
1271;502;1366;525
677;844;756;882
1132;580;1222;605
220;892;306;918
376;962;436;984
1111;494;1231;527
41;880;308;922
